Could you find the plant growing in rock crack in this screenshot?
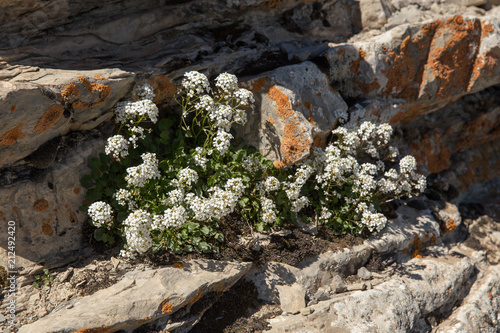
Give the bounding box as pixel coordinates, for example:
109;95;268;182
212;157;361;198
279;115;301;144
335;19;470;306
32;269;55;289
80;71;427;259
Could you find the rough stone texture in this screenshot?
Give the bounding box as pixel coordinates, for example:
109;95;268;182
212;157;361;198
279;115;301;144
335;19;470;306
325;13;500;125
0;133;107;274
277;283;306;313
0;68;134;167
434;264;500;333
268;254;476;332
17;260;251;333
238;61;348;166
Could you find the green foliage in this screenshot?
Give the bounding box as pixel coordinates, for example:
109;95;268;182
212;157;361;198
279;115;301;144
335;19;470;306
32;269;55;289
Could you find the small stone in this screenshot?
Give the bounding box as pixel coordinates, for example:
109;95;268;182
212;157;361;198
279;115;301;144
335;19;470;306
357;267;372;280
58;267;73;282
347;282;367;291
0;314;5;323
301;307;314;316
331;275;347;293
313;288;330;301
277;284;306;314
86;264;98;271
111;257;121;270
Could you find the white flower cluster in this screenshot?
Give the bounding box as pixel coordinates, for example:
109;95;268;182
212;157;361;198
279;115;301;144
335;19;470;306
114;188;136;209
215;73;238;94
285;121;426;233
193;147;208;169
122;209;152;255
243;155;261;173
125;153;161;188
182;71;210;98
105;135;129;160
261;197;277;224
133;83;155;101
152;206;188;230
115;99;159;125
88;201;114;228
128;126;146;149
178;167;199;188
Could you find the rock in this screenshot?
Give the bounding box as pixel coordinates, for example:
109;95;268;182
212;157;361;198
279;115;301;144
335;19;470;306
347;282;367;291
18;260;251;333
0;68;134;167
268;254;476;332
0;135;106;273
325;14;500;124
301;307;314;316
359;0;392;29
239;61;348;166
434;264;500;333
313;288;330;301
277;284;306;314
357;267;372;280
110;257;120;270
247;262;302;303
330;275;347;294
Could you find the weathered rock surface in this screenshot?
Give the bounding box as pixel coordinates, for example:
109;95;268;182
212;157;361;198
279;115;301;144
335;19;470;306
0;68;134;167
0;132;108;274
18;260;251;333
239;61;348;166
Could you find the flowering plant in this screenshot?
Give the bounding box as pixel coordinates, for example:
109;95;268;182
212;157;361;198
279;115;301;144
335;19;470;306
80;71;426;259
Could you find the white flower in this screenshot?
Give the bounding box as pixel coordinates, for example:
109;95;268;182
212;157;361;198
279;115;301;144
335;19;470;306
114;189;136;209
165;188;185;206
133;83;155;101
88;201;114;228
264;176;280;192
194;95;214;111
152;206;188;230
128;126;146;149
400;156;417;174
215;72;238;94
319;207;332;220
225;177;246;196
115;99;159;124
291;196;309;213
105;135;129;160
209;187;240;219
125;153;161;188
178;168;198;188
123;209;152;254
193;147;208;169
213;130;233;155
233;108;247;125
233;88;254;106
243;155;261;172
182;71;210;98
261;197;277;224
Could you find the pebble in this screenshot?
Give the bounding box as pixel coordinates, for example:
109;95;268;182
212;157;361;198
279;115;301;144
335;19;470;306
357;267;372;280
301;307;314;316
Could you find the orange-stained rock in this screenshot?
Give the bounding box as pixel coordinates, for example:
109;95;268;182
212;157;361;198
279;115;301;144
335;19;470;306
0;124;25;145
33;105;64;133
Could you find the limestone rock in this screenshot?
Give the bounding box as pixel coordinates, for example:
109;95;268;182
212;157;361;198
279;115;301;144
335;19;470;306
268;254;476;332
359;0;392;29
325;14;500;125
0;68;134;167
434;265;500;332
239;61;348;166
18;260;251;333
0;134;106;273
277;283;306;313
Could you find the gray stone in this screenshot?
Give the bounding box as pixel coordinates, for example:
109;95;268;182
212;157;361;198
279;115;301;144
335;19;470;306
0;136;106;273
239;61;348;166
357;267;372;280
18;260;251;333
277;284;306;314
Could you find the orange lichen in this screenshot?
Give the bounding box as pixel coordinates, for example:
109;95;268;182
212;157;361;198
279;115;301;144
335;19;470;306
412;236;424;258
267;86;294;119
42;222;52;235
423;15;481;99
273;160;286;169
33;105;64;133
244;77;267;93
311;135;325;149
61;83;80;102
381;24;435;100
73;188;80;194
445;218;457;232
10;106;15;112
468;51;500;90
267;118;274;125
281;123;311;164
481;21;494;38
186;288;203;305
34;199;49;212
73;76;111;109
151;75;176;104
94;74;105;80
69;211;77;223
0;124;25;145
161;299;174;314
409;131;451;173
172;260;184;269
430;234;437;244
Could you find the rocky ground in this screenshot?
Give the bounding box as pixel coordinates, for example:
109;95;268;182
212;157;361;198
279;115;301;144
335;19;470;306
1;0;500;332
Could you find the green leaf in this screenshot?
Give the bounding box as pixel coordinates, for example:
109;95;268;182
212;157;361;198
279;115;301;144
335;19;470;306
43;280;50;286
200;226;210;236
89;157;102;169
33;282;39;289
80;174;94;189
43;269;49;275
94;228;104;241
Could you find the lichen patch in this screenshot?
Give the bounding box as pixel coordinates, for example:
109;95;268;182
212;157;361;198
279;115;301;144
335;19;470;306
267;86;294;119
0;124;25;145
33;105;64;133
